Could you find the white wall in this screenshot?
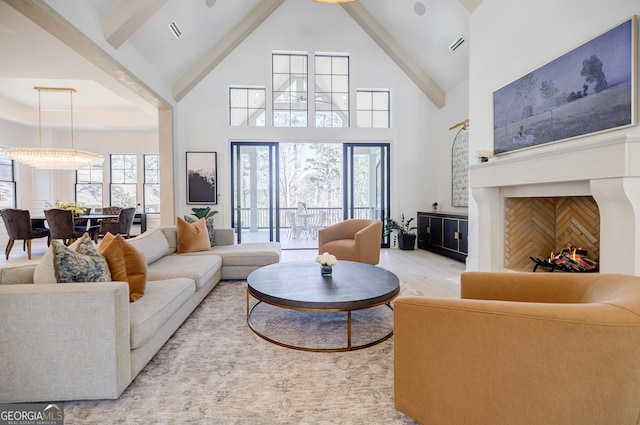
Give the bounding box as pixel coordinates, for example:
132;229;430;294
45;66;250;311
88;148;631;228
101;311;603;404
0;117;157;213
467;0;640;270
433;78;470;214
176;0;444;227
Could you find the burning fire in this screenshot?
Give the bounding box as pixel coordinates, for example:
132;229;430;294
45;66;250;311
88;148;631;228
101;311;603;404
532;244;599;272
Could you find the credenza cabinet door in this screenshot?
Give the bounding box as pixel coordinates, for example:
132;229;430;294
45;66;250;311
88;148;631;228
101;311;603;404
417;211;468;262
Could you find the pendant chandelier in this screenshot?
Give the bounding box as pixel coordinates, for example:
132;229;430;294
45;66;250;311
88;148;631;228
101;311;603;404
3;87;103;170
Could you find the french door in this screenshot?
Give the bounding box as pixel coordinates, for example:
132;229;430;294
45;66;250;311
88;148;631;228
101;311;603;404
230;142;279;243
343;143;391;247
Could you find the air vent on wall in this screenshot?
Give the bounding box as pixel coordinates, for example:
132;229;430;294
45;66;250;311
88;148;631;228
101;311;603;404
168;21;182;39
449;36;464;51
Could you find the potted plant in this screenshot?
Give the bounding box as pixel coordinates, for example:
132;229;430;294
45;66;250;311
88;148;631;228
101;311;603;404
384;214;417;250
432;202;438;212
190;207;218;219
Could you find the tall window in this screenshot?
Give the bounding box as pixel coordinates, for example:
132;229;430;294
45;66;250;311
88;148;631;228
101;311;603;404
75;164;103;209
110;154;137;208
272;53;308;127
0;152;15;208
229;87;266;126
143;154;160;213
315;55;350;128
357;90;390;128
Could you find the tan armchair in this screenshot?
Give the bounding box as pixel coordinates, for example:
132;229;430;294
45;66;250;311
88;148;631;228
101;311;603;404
318;219;382;265
394;272;640;425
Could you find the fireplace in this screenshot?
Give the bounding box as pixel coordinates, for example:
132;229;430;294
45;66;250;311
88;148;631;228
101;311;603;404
504;196;600;271
469;134;640;275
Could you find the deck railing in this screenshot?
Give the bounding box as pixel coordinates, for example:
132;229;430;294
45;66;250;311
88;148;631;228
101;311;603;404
235;207;377;230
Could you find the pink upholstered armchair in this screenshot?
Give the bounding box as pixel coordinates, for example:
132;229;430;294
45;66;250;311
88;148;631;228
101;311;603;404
317;219;382;265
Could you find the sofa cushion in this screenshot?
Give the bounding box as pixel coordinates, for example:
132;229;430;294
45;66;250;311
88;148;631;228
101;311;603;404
184;215;215;246
129;278;195;350
208;242;281;267
127;227;171;265
147;253;222;290
52;239;111;283
98;233;148;302
176;217;211;254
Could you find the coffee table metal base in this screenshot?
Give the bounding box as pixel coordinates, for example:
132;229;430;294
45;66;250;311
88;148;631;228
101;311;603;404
246;291;395;352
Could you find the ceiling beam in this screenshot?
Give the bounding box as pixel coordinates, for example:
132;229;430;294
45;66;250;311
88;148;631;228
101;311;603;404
105;0;168;49
4;0;170;110
173;0;285;102
458;0;482;13
341;2;445;108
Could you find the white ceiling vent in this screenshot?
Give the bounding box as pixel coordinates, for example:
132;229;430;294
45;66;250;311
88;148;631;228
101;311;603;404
168;21;182;39
449;36;464;51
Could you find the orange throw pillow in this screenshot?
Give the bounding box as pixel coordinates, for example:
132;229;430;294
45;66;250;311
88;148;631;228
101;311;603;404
99;232;148;302
176;216;211;254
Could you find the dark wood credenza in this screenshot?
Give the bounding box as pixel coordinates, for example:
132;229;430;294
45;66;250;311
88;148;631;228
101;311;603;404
417;211;468;262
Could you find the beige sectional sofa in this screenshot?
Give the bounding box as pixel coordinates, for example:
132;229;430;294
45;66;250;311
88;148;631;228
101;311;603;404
0;226;280;403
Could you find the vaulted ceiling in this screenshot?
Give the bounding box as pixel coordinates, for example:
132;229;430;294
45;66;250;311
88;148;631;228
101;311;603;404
0;0;478;128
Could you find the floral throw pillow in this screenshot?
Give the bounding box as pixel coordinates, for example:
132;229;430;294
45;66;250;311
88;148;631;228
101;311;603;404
183;215;215;247
53;237;111;283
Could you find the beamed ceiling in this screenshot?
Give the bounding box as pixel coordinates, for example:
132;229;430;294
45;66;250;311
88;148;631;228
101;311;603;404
0;0;478;128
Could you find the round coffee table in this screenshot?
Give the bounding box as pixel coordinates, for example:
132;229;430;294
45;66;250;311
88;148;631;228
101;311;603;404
246;261;400;352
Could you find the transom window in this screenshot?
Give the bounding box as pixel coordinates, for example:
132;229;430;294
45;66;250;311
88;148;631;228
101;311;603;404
357;90;390;128
110;154;137;208
272;53;308;127
0;152;15;208
75;164;103;209
229;87;266;127
315;55;349;128
143;154;160;213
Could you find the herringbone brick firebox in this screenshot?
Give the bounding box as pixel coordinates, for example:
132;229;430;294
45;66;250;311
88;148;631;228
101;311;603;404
504;196;600;271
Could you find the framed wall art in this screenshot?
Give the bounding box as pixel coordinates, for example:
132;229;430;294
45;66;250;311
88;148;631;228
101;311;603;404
451;127;469;207
493;17;637;155
186;151;217;204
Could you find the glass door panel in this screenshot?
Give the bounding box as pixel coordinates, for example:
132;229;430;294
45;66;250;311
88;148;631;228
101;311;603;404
231;142;279;243
344;143;390;247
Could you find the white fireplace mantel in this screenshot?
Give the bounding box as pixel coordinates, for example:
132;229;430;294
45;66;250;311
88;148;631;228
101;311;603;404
469;133;640;275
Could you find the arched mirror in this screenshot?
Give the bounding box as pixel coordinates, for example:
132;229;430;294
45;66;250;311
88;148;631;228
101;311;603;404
451;128;469;207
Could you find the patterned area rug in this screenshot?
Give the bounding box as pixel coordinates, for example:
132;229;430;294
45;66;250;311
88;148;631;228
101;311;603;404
64;281;422;424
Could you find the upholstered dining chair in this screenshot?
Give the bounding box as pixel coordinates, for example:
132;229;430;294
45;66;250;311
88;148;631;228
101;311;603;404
99;207;136;239
317;219;382;265
0;208;50;259
73;207;92;233
44;208;88;246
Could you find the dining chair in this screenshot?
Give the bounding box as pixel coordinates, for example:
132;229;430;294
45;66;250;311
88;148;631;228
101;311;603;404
44;209;88;246
73;207;92;233
99;207;136;239
286;211;305;240
308;210;327;240
0;208;50;259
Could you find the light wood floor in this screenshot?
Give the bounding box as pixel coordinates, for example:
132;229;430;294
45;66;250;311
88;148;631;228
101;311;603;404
1;239;464;299
282;247;463;298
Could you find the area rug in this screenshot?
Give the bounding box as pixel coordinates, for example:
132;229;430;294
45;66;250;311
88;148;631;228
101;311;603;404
64;281;422;424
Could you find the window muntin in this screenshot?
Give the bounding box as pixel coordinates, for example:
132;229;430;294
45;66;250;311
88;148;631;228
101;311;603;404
272;53;308;127
110;154;137;208
0;153;15;208
143;154;160;213
357;90;390;128
229;87;266;126
75;164;103;209
315;55;349;128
